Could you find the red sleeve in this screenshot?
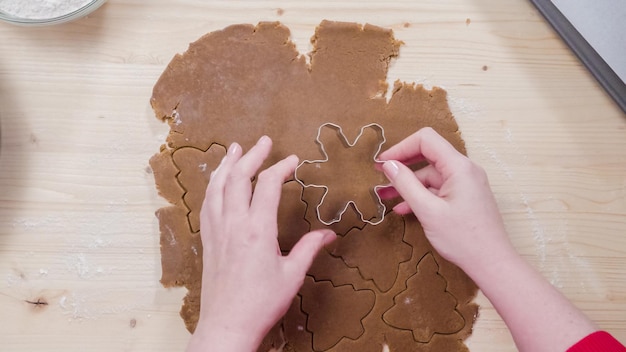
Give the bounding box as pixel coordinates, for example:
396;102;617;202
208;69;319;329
567;331;626;352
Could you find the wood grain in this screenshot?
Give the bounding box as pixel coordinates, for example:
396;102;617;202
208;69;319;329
0;0;624;351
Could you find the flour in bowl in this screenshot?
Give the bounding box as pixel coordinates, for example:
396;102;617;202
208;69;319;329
0;0;92;19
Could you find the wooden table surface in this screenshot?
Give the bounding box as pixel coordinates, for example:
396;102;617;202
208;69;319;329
1;0;625;351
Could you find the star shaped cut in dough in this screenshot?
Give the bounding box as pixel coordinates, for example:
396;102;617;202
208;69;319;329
294;122;387;226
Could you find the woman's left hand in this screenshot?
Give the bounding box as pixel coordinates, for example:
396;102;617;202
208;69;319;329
186;136;336;352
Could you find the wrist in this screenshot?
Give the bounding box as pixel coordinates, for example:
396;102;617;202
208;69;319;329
186;320;263;352
457;235;520;282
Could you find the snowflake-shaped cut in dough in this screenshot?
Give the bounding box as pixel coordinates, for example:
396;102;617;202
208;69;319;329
294;122;387;226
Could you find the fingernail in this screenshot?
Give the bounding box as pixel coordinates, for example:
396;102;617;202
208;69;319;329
287;154;299;164
321;230;336;244
258;135;271;145
383;161;400;179
227;142;239;156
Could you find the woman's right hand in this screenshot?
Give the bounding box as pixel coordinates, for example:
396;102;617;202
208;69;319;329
378;127;515;273
379;128;603;352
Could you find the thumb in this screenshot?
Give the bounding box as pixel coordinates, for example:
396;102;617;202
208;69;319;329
286;229;336;279
382;160;441;217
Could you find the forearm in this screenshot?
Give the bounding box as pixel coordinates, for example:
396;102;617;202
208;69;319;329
464;240;596;352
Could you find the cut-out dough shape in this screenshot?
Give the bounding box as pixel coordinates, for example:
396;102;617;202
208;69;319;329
383;253;465;342
284;295;314;352
172;145;226;233
300;276;376;351
294;123;387;226
332;212;412;292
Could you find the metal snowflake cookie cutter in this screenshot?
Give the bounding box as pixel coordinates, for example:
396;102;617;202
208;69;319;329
294;122;388;226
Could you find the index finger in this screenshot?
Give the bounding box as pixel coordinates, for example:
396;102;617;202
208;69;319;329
223;136;273;216
249;154;299;230
378;127;465;178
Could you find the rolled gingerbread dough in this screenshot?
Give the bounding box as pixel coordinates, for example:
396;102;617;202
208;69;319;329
150;20;478;352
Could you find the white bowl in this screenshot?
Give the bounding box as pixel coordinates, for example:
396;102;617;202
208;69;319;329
0;0;107;26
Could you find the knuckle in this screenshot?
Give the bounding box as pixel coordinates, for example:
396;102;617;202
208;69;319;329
475;164;488;178
420;126;436;135
468;160;487;179
456;157;474;173
226;165;248;183
457;157;488;181
475;167;489;185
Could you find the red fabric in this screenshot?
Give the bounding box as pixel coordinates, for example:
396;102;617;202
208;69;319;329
568;331;626;352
